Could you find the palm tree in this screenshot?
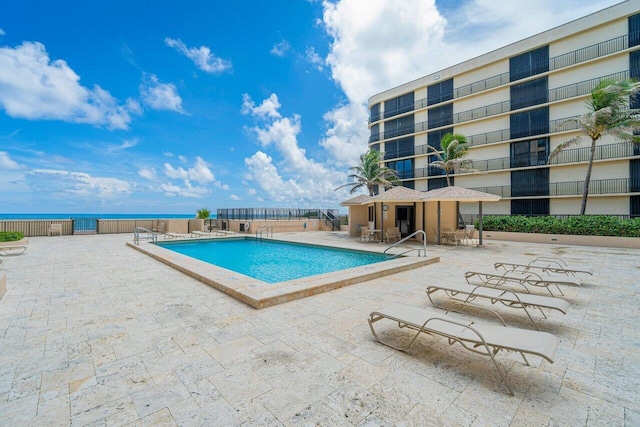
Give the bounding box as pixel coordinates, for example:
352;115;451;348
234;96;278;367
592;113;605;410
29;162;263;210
196;208;211;219
335;149;399;196
548;79;640;215
427;133;477;186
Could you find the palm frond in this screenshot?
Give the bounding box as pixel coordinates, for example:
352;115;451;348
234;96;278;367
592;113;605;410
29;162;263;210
548;136;582;163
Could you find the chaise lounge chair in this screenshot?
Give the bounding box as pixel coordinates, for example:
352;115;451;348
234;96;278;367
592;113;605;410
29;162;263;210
164;232;189;239
215;229;236;236
494;256;593;277
368;303;560;395
426;282;570;330
465;270;580;296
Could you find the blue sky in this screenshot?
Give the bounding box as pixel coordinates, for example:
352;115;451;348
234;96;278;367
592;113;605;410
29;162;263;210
0;0;622;214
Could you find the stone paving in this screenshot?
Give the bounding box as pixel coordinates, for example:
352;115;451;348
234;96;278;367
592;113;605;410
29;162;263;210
0;232;638;426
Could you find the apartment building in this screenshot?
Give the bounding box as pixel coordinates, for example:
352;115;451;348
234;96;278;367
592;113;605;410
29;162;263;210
368;1;640;218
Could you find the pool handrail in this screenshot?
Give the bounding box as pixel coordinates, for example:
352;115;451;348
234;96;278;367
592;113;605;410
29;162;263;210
384;230;427;258
256;224;273;239
134;226;157;245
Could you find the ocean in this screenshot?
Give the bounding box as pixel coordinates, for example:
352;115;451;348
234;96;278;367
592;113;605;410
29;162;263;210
0;213;216;220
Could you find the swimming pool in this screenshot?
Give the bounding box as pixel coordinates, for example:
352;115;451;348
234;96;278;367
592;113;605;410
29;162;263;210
155;238;388;283
128;235;439;308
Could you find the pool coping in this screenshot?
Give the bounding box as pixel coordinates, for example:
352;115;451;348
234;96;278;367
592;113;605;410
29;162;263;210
126;236;439;309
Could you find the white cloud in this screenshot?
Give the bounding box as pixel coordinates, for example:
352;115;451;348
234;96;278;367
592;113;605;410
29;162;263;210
241;93;281;119
28;169;132;198
159;180;209;198
0;41;138;130
138;167;156;180
270;40;291;57
242;94;348;205
163;156;214;183
246;188;257;195
164;37;232;74
229;194;241;200
305;47;324;71
107;138;138;153
319;102;369;167
140;74;185;113
0;151;22;170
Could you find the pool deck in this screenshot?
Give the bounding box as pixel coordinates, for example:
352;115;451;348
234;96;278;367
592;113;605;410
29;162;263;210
0;231;638;425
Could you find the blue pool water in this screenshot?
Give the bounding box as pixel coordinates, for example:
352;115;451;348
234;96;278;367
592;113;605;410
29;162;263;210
156;238;388;284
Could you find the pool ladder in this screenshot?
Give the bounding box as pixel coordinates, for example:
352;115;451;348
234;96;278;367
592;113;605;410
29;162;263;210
134;227;158;245
383;230;427;258
256;225;273;240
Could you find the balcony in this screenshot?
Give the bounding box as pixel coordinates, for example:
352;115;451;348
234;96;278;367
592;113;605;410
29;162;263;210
469;177;635;198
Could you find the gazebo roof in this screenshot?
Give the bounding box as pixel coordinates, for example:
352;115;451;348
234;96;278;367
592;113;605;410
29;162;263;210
420;185;501;202
340;194;371;206
366;186;427;203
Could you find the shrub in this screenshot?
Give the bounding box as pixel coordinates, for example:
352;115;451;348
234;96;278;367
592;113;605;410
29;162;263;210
478;215;640;238
0;231;25;242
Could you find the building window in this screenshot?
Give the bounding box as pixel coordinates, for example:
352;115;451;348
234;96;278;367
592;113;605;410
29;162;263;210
631;159;640;193
630;51;640;109
631;196;640;217
387;159;414;180
428;104;453;129
402;181;415;190
510;107;549;139
511;199;549;215
630;13;640;48
427;154;445;177
428;177;449;190
384;93;414;119
368;206;374;222
370;143;380;153
511;169;549;197
427;78;453;105
510;138;549;168
370;103;380;122
383;115;414;139
510;77;548;110
369;124;380;143
384;137;414;160
427;127;453;151
509;46;549;82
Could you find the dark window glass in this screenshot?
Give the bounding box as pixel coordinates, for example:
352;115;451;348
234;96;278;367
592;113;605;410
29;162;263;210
383;115;415;139
427;127;453;151
630;14;640;48
370;143;380;153
402;181;415;190
510;46;549;82
511;77;548;110
428;104;453;129
510;107;549;139
510;138;549;167
630;51;640;109
369;124;380;143
383;137;414;160
631;159;640;192
370;103;380;122
428;177;449;190
631;196;640;218
387;159;414;180
511;168;549;197
427;154;445;176
384;93;414;119
511;199;550;215
427;78;454;105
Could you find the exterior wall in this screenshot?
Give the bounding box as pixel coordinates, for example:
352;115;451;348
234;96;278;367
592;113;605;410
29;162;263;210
370;2;640;218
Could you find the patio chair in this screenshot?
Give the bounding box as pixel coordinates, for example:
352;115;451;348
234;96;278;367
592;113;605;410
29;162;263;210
360;226;371;243
368;302;560;395
465;270;580;296
48;223;62;236
494;256;593;277
465;229;478;246
385;227;401;243
426;282;570;330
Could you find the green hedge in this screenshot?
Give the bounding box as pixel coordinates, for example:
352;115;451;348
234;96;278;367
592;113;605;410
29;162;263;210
0;231;25;242
478;216;640;238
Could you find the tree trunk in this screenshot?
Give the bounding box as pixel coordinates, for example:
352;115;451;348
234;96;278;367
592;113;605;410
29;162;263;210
580;138;598;215
446;173;451;186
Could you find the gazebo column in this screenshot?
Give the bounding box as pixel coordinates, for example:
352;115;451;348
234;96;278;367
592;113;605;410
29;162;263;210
478;201;483;246
437;201;441;245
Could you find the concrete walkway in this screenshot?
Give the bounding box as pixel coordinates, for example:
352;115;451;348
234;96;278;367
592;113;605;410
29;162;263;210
0;232;638;426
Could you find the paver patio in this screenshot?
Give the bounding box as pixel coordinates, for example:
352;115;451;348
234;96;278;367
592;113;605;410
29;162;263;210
0;232;638;426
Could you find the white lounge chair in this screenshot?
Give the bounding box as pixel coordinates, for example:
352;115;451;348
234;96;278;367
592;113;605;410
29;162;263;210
426;282;570;330
494;256;593;277
368;303;560;395
215;229;236;236
465;270;580;296
164;232;189;239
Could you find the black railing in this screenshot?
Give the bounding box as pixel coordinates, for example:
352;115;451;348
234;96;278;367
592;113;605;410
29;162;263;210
461;213;632;223
72;217;98;234
370;31;637;123
217;208;339;221
469;177;634;198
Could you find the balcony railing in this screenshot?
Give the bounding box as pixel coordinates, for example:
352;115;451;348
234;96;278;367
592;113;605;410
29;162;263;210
469;177;634;198
369;32;636;123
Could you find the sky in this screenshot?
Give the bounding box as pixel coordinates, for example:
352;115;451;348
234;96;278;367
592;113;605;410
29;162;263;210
0;0;624;214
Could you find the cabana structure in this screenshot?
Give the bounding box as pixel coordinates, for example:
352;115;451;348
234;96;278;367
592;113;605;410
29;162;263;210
341;186;500;245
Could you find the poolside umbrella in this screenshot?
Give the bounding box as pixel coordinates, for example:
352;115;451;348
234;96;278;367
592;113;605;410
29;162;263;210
420;186;501;245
